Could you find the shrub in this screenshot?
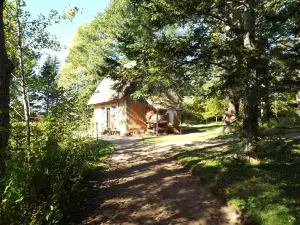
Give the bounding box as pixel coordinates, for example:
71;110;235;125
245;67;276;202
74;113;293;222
0;118;113;225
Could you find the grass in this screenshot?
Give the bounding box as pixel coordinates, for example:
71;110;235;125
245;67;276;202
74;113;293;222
143;121;300;144
145;121;300;224
274;127;300;133
143;123;234;143
88;139;115;169
175;140;300;225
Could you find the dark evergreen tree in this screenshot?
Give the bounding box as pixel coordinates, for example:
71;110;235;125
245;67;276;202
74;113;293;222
34;55;61;116
0;0;14;180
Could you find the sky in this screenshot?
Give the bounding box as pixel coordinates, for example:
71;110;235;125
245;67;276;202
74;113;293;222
25;0;111;65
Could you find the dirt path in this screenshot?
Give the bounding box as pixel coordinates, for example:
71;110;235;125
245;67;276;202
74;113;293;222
75;137;242;225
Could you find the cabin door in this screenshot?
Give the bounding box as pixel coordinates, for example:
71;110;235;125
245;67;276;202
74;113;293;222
98;107;106;132
106;108;110;128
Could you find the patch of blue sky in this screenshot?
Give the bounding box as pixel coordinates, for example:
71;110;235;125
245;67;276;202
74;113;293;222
24;0;110;66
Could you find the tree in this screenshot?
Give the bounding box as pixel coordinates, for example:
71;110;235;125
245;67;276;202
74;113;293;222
4;0;59;149
61;0;299;155
0;0;14;179
38;55;60;115
4;0;79;150
203;98;226;123
103;0;300;152
57;13;118;123
15;0;31;148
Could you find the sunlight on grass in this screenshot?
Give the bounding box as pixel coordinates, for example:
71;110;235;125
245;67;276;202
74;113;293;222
144;122;300;144
143;123;230;143
88;140;114;169
176;141;300;225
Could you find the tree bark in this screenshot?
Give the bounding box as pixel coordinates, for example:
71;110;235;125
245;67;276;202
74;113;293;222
297;90;300;116
257;37;271;124
234;101;240;117
242;0;259;152
0;0;14;179
16;0;30;149
46;85;49;116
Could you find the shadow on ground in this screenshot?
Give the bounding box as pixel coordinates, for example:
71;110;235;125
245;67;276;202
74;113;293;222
71;138;241;225
176;139;300;225
181;124;224;135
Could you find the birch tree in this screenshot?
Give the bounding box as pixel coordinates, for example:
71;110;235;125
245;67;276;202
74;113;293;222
5;0;79;150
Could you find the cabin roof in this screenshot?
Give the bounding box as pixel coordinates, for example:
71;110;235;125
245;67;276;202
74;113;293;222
88;78;125;105
147;91;180;110
88;78;180;109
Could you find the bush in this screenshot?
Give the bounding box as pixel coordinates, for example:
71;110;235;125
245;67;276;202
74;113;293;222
0;119;113;225
181;100;205;125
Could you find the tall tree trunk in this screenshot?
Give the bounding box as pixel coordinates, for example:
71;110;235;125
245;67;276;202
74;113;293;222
257;37;271;124
46;81;50;116
0;0;14;179
228;89;240;118
16;1;30;149
242;0;259;152
234;101;240;117
225;2;241;120
297;90;300;116
20;79;30;149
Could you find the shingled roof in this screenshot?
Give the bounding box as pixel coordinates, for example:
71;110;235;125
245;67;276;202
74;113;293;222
88;78;125;105
88;78;181;109
147;90;180;110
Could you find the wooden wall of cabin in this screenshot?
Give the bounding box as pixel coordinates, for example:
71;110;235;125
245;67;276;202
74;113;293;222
128;100;147;134
117;99;127;135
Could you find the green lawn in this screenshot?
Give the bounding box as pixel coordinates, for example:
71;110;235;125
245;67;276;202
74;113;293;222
176;140;300;225
143;122;300;144
143;123;234;143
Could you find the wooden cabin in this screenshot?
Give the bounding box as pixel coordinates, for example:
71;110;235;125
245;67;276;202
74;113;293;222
88;78;181;136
